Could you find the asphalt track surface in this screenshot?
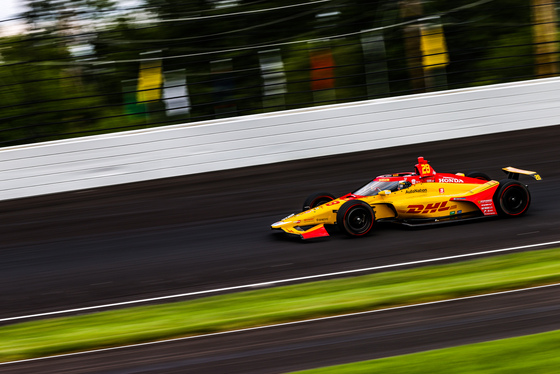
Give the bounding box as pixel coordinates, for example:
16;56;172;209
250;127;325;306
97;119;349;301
1;125;559;370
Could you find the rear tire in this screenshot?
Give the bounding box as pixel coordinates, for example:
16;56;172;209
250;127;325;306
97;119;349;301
493;179;531;217
302;192;336;211
466;171;491;181
337;200;375;237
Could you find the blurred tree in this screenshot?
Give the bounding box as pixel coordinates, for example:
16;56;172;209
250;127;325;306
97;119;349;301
428;0;534;87
0;0;148;145
0;34;108;143
0;0;554;145
22;0;117;31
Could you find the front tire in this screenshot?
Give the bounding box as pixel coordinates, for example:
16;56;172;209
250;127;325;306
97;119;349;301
302;192;336;211
493;179;531;217
337;200;375;237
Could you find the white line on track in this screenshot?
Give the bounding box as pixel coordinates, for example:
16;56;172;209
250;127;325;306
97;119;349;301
2;240;560;323
2;282;560;367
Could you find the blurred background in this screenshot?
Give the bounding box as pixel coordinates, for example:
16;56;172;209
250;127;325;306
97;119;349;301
0;0;558;146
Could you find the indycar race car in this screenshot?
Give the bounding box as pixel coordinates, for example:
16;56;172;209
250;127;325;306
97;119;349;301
271;157;541;239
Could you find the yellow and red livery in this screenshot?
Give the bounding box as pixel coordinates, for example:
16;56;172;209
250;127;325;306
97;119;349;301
271;157;541;239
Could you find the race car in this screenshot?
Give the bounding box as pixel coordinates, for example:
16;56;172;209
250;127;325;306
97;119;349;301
271;157;541;239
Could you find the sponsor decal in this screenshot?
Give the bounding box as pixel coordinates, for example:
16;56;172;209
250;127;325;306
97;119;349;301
439;188;445;194
406;201;452;214
438;177;464;183
458;210;462;214
406;188;427;194
481;207;496;215
450;211;455;215
478;199;495;214
411;179;417;184
378;178;391;181
420;164;433;175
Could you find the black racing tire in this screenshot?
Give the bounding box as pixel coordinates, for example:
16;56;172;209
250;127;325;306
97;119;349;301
466;171;491;181
302;192;336;211
493;179;531;217
336;200;375;237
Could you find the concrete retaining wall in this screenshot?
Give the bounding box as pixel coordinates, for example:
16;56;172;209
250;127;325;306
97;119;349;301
2;77;559;201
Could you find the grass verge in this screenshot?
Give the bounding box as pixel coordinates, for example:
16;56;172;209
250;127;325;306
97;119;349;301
1;247;559;363
290;329;560;373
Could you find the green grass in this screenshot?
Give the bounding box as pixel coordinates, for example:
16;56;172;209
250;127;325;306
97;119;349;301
290;329;560;373
1;248;559;362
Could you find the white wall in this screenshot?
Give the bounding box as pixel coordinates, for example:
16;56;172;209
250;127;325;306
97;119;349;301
2;77;560;201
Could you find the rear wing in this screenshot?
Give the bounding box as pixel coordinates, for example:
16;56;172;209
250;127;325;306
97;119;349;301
502;167;542;181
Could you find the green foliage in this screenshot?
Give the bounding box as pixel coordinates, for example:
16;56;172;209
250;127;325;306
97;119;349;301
0;0;555;145
292;330;560;374
474;29;534;86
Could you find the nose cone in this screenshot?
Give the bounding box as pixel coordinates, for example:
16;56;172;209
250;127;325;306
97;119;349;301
271;203;336;239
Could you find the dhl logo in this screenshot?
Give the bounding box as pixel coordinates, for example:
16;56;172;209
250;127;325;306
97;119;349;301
406;201;451;214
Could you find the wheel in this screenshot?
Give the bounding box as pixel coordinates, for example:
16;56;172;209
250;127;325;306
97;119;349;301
336;200;375;237
466;171;491;181
302;192;336;211
493;179;531;217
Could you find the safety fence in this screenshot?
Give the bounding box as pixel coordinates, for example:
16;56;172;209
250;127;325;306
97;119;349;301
0;0;558;146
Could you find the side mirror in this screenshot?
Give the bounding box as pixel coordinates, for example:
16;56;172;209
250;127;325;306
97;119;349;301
378;190;392;196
